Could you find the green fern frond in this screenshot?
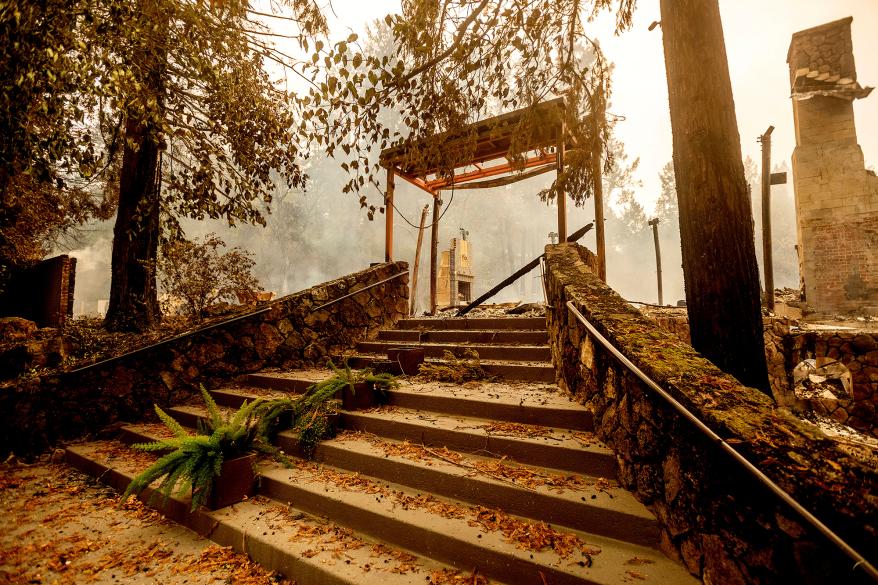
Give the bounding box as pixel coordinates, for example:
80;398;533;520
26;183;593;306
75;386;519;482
200;384;224;429
130;438;182;452
154;404;190;438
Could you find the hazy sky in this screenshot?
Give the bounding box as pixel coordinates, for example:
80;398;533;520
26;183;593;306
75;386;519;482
327;0;878;212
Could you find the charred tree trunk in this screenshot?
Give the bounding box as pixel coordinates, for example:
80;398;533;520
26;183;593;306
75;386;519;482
104;0;165;332
104;120;162;332
659;0;770;394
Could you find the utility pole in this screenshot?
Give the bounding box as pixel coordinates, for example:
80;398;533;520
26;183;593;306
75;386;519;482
648;218;663;305
758;126;788;313
759;126;775;311
590;82;607;281
410;205;429;315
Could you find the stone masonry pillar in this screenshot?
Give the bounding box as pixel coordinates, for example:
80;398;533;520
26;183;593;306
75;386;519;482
787;17;878;314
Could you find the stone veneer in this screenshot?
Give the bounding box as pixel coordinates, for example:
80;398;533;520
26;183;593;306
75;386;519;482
0;262;408;458
545;243;876;584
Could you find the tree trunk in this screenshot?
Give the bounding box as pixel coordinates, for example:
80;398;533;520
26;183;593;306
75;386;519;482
104;0;165;332
659;0;770;394
104;119;162;332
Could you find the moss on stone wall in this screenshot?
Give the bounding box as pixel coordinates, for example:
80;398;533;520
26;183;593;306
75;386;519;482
545;243;876;584
0;262;408;458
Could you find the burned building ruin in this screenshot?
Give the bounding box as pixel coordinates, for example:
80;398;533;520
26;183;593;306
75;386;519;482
436;232;474;308
788;17;878;314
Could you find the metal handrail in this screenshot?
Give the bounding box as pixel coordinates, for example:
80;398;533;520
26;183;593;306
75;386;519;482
565;301;877;581
65;269;408;376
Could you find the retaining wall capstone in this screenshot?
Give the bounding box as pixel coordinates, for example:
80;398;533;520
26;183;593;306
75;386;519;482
1;262;409;458
544;243;876;584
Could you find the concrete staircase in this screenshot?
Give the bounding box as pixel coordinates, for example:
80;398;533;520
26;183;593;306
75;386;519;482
346;316;556;382
65;316;696;585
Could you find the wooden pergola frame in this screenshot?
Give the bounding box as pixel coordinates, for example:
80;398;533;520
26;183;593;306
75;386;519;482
379;97;575;314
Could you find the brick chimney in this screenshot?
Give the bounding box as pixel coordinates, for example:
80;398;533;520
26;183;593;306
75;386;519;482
788;17;878;314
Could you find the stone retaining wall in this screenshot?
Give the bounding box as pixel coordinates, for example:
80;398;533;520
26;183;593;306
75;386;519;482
780;328;878;434
642;307;878;436
545;243;876;584
0;262;409;458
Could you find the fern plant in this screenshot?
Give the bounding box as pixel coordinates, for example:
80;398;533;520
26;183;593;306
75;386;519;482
319;358;399;397
122;386;264;511
253;360;397;457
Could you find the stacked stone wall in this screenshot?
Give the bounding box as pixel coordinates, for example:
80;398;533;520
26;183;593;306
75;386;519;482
782;328;878;434
0;262;408;458
545;243;876;584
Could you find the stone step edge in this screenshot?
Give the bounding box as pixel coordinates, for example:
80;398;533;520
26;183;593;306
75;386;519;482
162;402;610;477
344;354;556;382
311;435;659;547
336;409;618;478
219;381;595;431
116;423;651;547
394;317;546;331
63;444;457;585
377;330;548;342
259;465;693;585
355;341;551;361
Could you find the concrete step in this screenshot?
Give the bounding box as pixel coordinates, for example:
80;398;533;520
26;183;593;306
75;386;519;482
235;376;593;429
356;340;551;362
117;423;652;546
395;317;546;331
344;354;556;382
89;429;695;585
161;403;611;477
337;407;617;477
64;442;464;585
311;432;658;546
259;461;696;585
378;329;548;345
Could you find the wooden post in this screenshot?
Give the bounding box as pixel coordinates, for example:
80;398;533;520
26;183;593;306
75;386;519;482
592;83;607;281
759;126;775;312
557;123;568;242
430;195;441;315
410;204;429;315
385;168;395;262
648;218;664;305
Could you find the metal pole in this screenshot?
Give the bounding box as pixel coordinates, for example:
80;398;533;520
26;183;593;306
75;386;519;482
410;205;429;315
385;168;395;262
759;126;775;311
648;218;663;305
430;195;442;315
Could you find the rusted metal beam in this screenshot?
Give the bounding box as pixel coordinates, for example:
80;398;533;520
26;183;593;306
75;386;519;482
455;222;593;316
424;152;557;191
439;164;556;191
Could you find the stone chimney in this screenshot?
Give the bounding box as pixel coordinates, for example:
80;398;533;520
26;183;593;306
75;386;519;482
788;17;878;314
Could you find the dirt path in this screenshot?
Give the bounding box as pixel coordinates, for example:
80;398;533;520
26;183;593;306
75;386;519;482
0;458;291;585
